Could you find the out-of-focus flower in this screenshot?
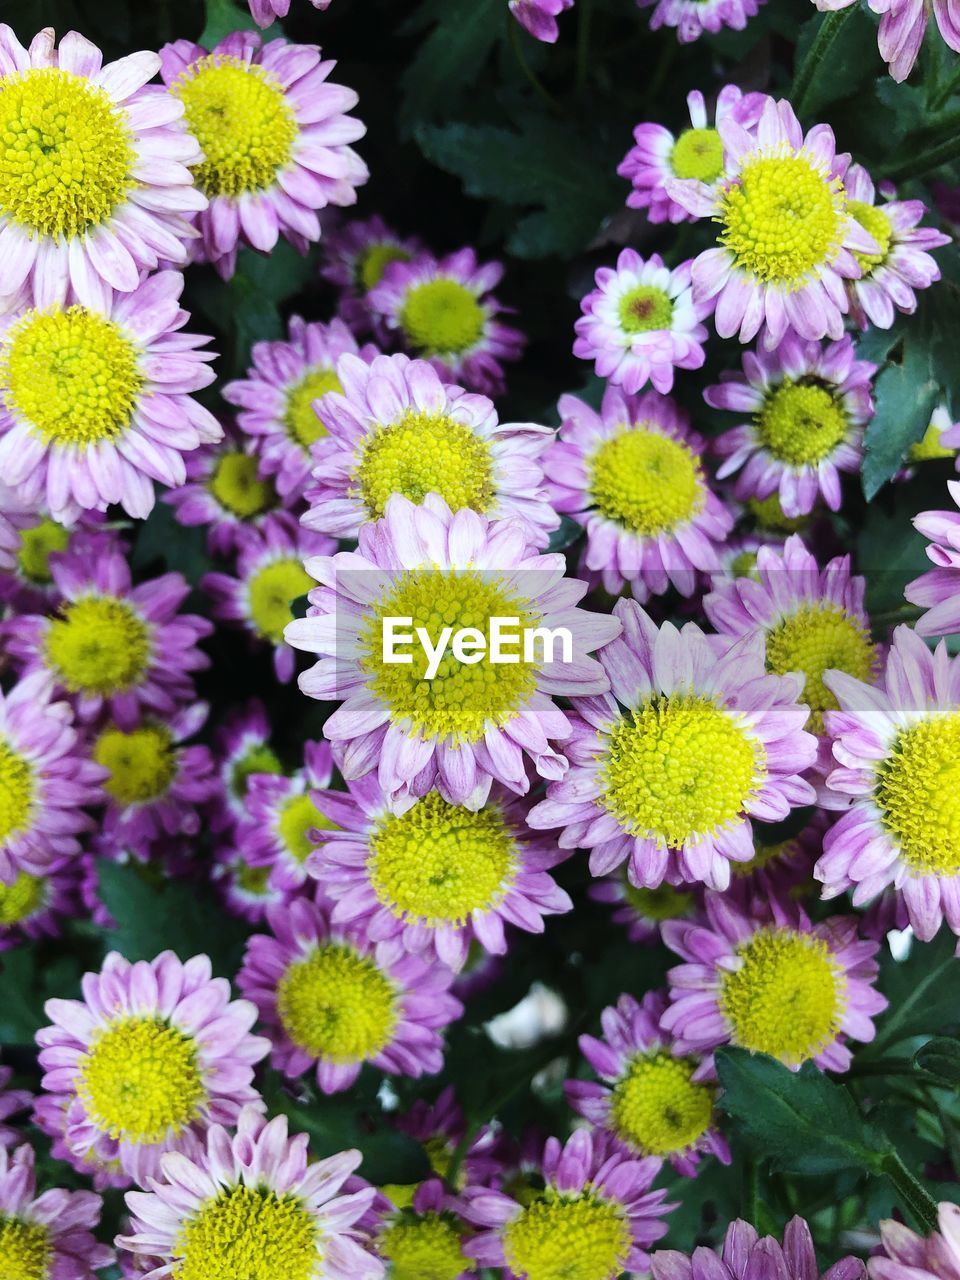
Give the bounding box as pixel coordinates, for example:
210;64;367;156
238;739;335;894
637;0;767;42
320;215;425;335
510;0;575;42
906;479;960;636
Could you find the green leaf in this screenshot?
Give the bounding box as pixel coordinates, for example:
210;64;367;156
915;1036;960;1082
201;0;262;45
399;0;502;132
870;927;960;1054
862;343;939;499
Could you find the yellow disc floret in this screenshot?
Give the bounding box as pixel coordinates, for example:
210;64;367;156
849;201;893;275
276;792;336;866
172;1185;318;1280
45;595;150;696
3;307;143;448
718;927;845;1066
283;368;341;451
623;880;694;922
0;870;45;927
0;739;34;845
247;558;313;644
360;570;539;744
399;279;485;356
875;711;960;876
172;55;297;198
601;694;764;850
0;67;134;239
748;494;808;532
207;452;276;519
765;603;877;732
720;153;845;287
368;792;517;925
78;1016;206;1143
379;1212;470;1280
589;428;705;536
756;380;849;467
277;943;398;1062
610;1051;715;1158
358;243;412;292
503;1190;631;1280
16;519;68;585
671;127;724;183
353;410;494;520
0;1216;51;1280
93;724;177;807
910;419;956;463
617;285;674;335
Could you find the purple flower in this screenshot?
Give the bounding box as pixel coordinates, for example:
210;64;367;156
544;385;734;600
722;811;829;915
320;214;426;336
118;1105;383;1280
164;430;280;557
237;896;462;1094
248;0;333;26
0;1066;30;1147
285;493;620;809
509;0;576;42
160;32;367;279
309;774;573;970
369;249;525;397
0;853;83;952
661;892;887;1071
395;1086;504;1188
653;1215;866;1280
815;0;960;82
0;26;202;309
567;989;730;1175
574;252;709;394
0;272;220;524
906;479;960;637
637;0;766;42
36;950;269;1187
209;698;283;834
708;334;875;518
302;352;558;548
589;872;700;945
817;625;960;943
0;515;111;615
528;599;817;893
870;1201;960;1280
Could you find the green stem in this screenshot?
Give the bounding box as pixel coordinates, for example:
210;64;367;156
882;1150;940;1233
931;62;960;112
506;17;561;113
791;9;855;117
880;128;960;181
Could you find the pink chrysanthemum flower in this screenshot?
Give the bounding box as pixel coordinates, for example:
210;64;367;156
5;546;211;728
0;515;112;615
395;1086;504;1188
0;670;103;885
118;1105;383;1280
509;0;576;42
90;703;218;862
723;812;828;914
36;950;269;1187
619;87;764;223
164;431;280;557
0;853;82;951
567;989;730;1176
574;252;709;394
160;32;367;279
666;96;878;345
815;0;960;82
237;739;336;893
210;699;283;834
661;892;887;1071
213;848;288;925
302;352;558;548
0;1143;112;1278
870;1201;960;1280
544;385;734;600
589;871;700;945
224;317;374;503
0;25;202;309
653;1215;866;1280
320;215;425;336
371;1177;475;1279
528;599;817;893
368;250;525;397
817;625;960;943
637;0;766;43
0;272;220;524
308;774;573;971
906;480;960;637
708;334;875;518
704;533;880;733
286;493;621;809
0;1067;30;1147
462;1127;674;1278
203;512;334;683
238;896;462;1094
249;0;333;27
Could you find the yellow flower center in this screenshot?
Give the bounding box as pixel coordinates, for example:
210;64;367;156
0;870;45;926
875;712;960;876
172;1185;319;1280
0;67;134;239
849;201;893;275
172;55;297;198
731;837;799;878
207;452;276;519
719;153;845;287
718;927;845;1066
357;243;412;292
353;409;494;521
231;744;283;799
671;127;724;183
247;557;313;645
368;791;517;926
910;419;956;463
44;594;150;696
276;791;336;865
2;307;143;449
503;1190;631;1280
0;739;34;845
589;427;704;537
0;1217;51;1280
623;880;694;921
398;279;485;356
277;943;398;1062
359;570;539;744
765;603;877;733
747;494;808;532
756;380;849;467
617;285;674;335
283;368;341;451
601;694;764;850
16;519;68;585
610;1051;715;1158
235;861;273;896
93;724;177;807
77;1015;206;1144
379;1212;470;1280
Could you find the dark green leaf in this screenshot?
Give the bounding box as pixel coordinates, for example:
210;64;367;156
399;0;502;131
870;928;960;1054
915;1037;960;1082
201;0;261;45
862;344;939;499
